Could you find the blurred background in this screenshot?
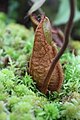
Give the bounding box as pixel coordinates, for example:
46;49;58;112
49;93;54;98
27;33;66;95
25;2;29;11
0;0;80;40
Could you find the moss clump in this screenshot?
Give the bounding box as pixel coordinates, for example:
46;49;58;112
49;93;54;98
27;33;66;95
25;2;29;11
0;12;80;120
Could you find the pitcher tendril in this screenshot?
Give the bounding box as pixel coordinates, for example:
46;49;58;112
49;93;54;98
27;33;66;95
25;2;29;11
41;0;75;94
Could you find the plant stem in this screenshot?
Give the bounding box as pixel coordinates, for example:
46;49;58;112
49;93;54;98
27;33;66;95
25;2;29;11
41;0;75;94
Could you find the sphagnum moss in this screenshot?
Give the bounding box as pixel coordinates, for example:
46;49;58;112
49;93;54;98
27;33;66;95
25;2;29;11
0;12;80;120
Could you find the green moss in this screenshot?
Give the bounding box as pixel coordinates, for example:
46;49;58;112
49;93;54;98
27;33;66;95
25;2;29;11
0;12;80;120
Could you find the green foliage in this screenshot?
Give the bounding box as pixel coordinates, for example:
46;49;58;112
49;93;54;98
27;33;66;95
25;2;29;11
54;0;80;25
70;40;80;55
77;0;80;10
8;0;19;20
64;54;80;93
0;101;9;120
0;14;34;71
0;13;7;35
61;96;80;120
43;103;59;120
35;102;59;120
0;12;7;22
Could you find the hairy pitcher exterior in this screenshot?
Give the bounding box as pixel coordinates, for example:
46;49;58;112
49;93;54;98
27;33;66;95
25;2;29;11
29;16;64;93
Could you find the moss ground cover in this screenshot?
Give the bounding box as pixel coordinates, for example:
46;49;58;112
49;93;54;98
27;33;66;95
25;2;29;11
0;13;80;120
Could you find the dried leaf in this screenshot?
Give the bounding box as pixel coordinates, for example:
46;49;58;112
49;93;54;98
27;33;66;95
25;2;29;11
28;0;46;16
29;16;63;93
